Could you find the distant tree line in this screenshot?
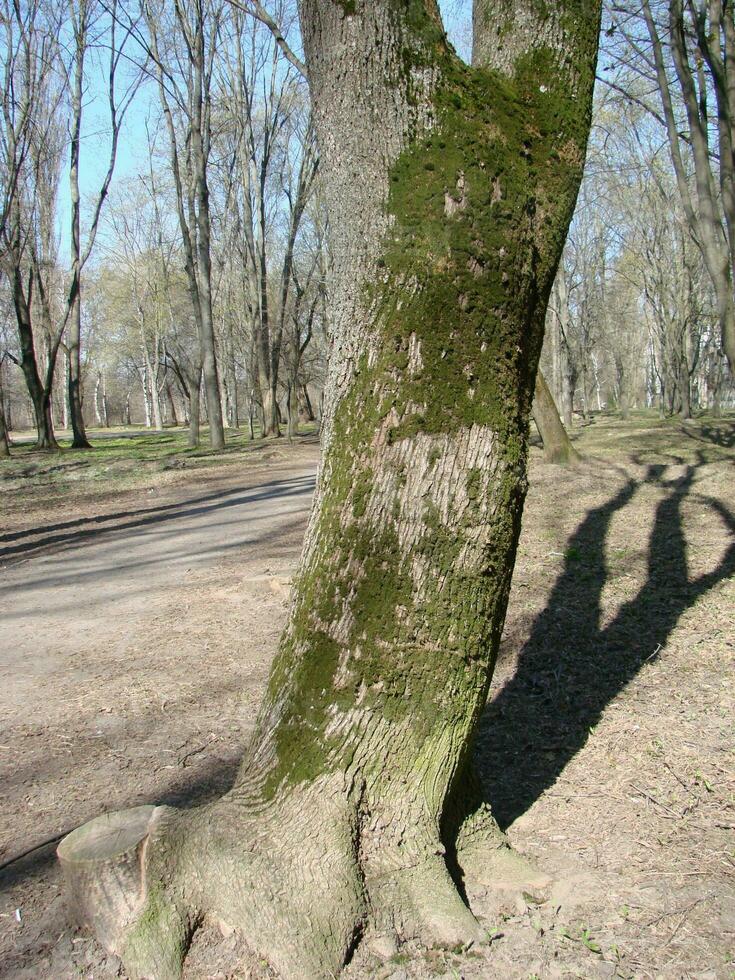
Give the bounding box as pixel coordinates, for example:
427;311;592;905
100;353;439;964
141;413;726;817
0;0;325;454
539;0;735;425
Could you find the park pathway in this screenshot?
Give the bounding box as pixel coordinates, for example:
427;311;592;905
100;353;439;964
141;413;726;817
0;454;318;921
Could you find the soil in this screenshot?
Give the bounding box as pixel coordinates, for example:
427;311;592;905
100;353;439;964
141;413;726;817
0;417;733;979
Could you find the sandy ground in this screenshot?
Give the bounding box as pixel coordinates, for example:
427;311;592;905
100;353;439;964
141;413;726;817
0;421;733;979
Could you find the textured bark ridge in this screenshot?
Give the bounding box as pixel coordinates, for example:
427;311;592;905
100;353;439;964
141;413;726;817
58;3;600;977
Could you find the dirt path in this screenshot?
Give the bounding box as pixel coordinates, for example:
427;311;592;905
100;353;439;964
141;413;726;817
0;451;319;978
1;420;733;980
2;461;317;730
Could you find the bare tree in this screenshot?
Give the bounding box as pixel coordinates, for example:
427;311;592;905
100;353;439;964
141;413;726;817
0;0;140;450
0;0;64;449
609;0;735;373
59;3;601;977
58;0;142;447
141;0;226;449
218;1;307;436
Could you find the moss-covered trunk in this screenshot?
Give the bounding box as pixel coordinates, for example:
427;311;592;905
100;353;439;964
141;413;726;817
243;0;598;818
58;3;600;978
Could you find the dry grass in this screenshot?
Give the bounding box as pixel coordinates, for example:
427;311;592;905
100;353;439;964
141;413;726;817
0;413;733;979
0;426;318;529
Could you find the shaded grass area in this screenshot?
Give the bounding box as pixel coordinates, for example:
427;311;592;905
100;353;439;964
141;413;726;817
0;425;318;528
553;409;735;463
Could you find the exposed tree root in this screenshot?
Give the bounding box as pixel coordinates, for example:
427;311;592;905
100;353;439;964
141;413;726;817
58;783;553;979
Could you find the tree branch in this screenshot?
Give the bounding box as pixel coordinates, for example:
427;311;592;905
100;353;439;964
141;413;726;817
226;0;306;78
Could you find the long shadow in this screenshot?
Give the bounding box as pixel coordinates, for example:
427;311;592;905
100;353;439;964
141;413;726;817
476;457;735;829
0;474;315;564
0;510;310;616
680;420;735;450
0;481;250;543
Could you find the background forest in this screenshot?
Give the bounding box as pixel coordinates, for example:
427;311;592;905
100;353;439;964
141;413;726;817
0;0;733;453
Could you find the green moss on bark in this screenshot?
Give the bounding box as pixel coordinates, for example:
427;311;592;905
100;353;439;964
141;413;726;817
257;6;597;800
121;884;189;979
378;45;592;443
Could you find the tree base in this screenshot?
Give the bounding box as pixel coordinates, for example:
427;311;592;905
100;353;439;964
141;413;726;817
58;791;553;979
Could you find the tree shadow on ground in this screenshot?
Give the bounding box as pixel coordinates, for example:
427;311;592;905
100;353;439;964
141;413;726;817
680;420;735;450
476;455;735;829
0;474;315;563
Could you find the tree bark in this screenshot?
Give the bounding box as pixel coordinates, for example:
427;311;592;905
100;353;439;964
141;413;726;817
66;3;91;450
532;369;581;464
60;3;600;977
0;364;10;458
188;370;201;448
166;383;179;427
12;268;58;450
299;383;315;422
67;293;90;448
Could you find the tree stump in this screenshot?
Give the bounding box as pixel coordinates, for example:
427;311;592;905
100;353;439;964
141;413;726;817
57;805;161;953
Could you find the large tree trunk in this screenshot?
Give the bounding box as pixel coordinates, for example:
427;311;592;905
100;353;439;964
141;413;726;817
59;3;600;978
532;369;581;464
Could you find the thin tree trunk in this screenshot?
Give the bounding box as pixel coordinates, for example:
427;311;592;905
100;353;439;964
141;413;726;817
66;6;91;450
67;293;90;448
191;17;225;450
248;390;256;440
196;252;224;447
188;369;201;448
286;379;298;438
102;372;110;427
140;361;152;428
299;383;315;422
167;383;179;427
0;364;10;457
152;377;163;430
532;369;582;464
229;327;239;428
679;356;692;419
94;373;102;426
615;356;629;420
12;268;58;450
62;355;70;430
